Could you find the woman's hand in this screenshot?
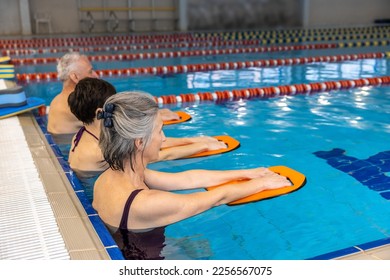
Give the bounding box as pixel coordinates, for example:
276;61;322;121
249;171;292;191
242;167;276;179
189;136;219;143
187;136;228;150
205;140;227;150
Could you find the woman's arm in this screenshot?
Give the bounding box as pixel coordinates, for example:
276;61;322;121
145;167;278;191
161;136;222;149
129;173;290;230
156;141;227;161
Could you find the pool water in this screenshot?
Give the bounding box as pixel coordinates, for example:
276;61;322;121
153;88;390;260
19;42;390;260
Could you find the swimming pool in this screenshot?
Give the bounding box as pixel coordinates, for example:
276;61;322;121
13;27;390;260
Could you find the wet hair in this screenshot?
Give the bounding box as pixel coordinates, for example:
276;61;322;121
99;91;159;172
57;52;87;81
68;77;116;125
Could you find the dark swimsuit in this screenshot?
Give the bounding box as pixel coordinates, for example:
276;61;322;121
70;126;102;202
112;189;166;260
71;126;99;152
72;128;165;258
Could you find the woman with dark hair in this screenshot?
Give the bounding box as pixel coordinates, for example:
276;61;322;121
93;91;290;259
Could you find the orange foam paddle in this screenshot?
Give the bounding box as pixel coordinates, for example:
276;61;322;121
184;135;240;158
206;166;306;205
163;111;192;125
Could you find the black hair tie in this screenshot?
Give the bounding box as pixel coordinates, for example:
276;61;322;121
97;103;115;128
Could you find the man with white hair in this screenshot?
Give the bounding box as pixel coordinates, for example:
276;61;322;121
48;52;180;141
48;52;98;135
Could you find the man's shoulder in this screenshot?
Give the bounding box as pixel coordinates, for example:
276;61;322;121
49;92;62;106
50;91;71;109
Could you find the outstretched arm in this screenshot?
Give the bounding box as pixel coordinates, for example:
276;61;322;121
156;141;227;161
145;167;285;191
161;136;222;149
129;172;290;230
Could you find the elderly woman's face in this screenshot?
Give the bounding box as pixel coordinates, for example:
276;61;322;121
144;112;166;162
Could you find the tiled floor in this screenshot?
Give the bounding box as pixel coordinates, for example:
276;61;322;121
1;111;389;260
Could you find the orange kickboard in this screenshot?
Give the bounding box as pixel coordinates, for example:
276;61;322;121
206;166;306;205
184;135;240;158
163;111;192;125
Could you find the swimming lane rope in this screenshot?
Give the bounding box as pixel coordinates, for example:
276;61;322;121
154;76;390;106
16;51;390;82
1;24;388;50
36;75;390;115
9;38;390;65
4;31;390;58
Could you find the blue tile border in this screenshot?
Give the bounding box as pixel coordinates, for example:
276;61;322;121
308;237;390;260
34;114;124;260
307;246;360;260
106;247;125;260
65;172;85;191
49;142;64;158
75;190;96;215
357;237;390;251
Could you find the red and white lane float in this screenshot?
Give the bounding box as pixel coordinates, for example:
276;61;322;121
153;76;390;106
16;52;387;82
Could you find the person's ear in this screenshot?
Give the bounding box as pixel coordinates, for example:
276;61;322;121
69;71;78;83
135;138;144;150
95;108;102;120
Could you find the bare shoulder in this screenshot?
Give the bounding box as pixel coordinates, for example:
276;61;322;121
49;92;63;108
48;93;67;119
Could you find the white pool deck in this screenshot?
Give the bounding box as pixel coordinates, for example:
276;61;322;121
0;112;389;260
0;114;109;260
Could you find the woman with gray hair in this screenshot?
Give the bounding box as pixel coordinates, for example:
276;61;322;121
93;91;290;259
67;78;228;202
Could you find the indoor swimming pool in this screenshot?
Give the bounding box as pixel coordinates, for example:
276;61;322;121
6;26;390;259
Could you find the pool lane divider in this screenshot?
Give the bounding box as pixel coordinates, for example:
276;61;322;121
154;76;390;106
1;24;388;46
8;38;390;64
16;52;390;82
13;43;342;64
1;25;389;50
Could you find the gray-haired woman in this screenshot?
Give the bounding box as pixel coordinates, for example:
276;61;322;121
93;91;290;259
